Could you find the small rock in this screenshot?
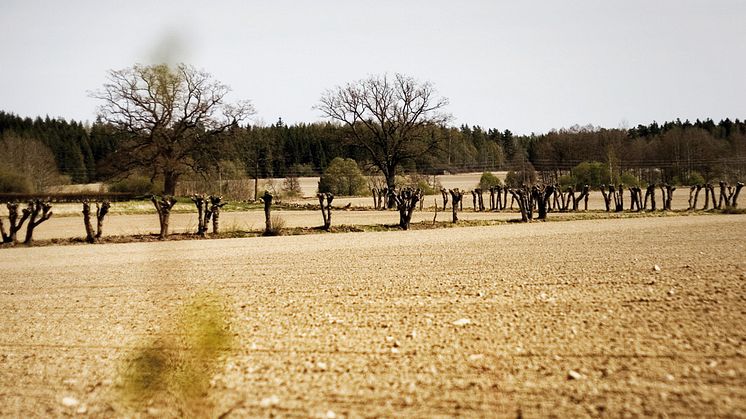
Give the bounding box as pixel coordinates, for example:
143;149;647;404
477;291;485;297
260;395;280;408
653;264;661;272
61;397;79;407
406;329;417;339
665;373;675;381
667;288;676;296
468;354;484;361
325;410;336;419
76;405;88;414
391;347;400;354
708;360;718;368
452;318;471;327
316;362;327;371
567;370;583;380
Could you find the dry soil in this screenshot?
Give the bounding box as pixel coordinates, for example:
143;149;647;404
0;215;744;417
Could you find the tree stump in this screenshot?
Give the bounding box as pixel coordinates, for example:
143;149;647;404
191;194;209;236
95;201;111;239
659;184;675;211
1;202;31;244
82;201;96;243
23;199;53;245
440;188;449;212
209;195;225;234
151;195;177;239
317;192;334;230
532;184;555;220
730;182;744;208
263;191;274;234
394;188;421;230
449;188;464;223
508;187;532;222
643;184;656;211
600;185;612;212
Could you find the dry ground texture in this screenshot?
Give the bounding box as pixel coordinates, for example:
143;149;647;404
1;215;745;417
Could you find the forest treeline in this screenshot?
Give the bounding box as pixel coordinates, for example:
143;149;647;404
1;110;745;192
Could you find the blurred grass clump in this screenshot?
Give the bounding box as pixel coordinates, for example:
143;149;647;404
118;291;233;416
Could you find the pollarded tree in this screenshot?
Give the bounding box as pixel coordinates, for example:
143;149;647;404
92;63;255;195
316;73;450;199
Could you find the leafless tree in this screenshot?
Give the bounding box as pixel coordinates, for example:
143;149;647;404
316;73;450;203
0;133;66;192
91;63;255;195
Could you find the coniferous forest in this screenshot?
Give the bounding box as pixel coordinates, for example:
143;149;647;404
1;110;744;194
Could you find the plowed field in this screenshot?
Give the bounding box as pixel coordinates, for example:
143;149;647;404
1;215;744;417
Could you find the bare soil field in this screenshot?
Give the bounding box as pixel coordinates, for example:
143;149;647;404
1;215;744;417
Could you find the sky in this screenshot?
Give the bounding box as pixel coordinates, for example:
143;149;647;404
1;0;744;135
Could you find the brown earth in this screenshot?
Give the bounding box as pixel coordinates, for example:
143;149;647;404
1;215;745;417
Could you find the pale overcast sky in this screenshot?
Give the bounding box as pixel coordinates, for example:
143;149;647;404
1;0;744;134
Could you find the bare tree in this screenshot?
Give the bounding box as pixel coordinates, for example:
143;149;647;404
316;73;450;203
92;63;255;195
0;133;66;192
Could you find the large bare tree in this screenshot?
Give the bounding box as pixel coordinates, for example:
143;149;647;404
316;73;450;195
92;63;254;195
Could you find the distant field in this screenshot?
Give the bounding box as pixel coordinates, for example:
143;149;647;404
1;215;744;417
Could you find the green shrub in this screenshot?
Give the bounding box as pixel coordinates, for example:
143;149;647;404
558;174;575;188
505;168;537;188
478;172;502;189
318;158;368;196
0;170;32;193
620;171;641;187
571;161;610;188
108;176;163;195
397;173;441;194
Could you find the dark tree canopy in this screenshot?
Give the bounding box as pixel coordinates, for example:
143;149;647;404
91;63;254;195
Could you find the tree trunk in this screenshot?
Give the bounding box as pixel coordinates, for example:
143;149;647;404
394;188;420;230
151;195;177;239
730;182;744;208
191;194;208;236
440;188;449;211
645;184;656;211
573;185;589;211
318;192;334;230
2;203;31;244
532;184;555;220
385;175;396;209
209;195;225;234
23;200;53;245
263;191;273;234
692;185;702;210
449;189;463;223
96;201;110;239
82;201;96;243
163;172;180;197
718;181;728;209
508;188;532;222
